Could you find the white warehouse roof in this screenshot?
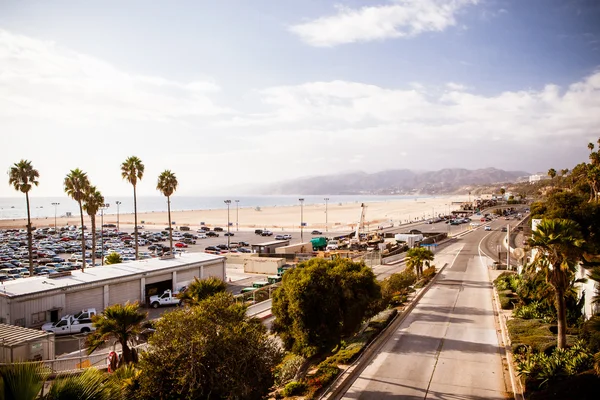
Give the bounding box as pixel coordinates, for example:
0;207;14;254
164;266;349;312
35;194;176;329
0;253;224;299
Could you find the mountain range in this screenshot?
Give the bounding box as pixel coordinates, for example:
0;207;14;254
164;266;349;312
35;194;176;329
260;168;529;195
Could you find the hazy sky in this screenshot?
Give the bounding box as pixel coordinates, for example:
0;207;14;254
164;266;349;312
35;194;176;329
1;0;600;197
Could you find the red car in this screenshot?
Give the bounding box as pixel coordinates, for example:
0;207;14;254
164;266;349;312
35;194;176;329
174;242;188;248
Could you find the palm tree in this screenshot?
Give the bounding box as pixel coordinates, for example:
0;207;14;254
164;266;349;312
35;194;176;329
548;168;557;182
121;156;144;260
82;186;104;268
86;302;148;366
8;160;39;277
178;276;227;306
528;219;584;349
64;169;90;272
0;362;48;400
406;247;435;279
156;170;178;256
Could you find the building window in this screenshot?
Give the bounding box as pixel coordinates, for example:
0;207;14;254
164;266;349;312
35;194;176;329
31;311;46;324
15;318;25;327
0;317;5;324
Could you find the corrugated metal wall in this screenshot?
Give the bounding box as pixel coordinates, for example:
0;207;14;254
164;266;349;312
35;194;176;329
145;273;172;285
203;263;224;279
10;294;65;327
65;287;103;315
176;268;199;288
108;280;141;306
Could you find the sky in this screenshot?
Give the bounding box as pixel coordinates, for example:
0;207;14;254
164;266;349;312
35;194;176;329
1;0;600;197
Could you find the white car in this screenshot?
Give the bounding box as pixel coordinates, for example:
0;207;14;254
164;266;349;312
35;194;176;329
197;233;207;239
485;226;492;231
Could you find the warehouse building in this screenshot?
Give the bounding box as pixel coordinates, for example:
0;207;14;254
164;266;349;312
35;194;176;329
0;324;55;363
0;253;225;328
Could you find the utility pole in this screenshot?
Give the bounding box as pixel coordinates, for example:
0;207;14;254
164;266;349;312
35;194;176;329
324;198;329;232
506;224;510;270
51;202;60;233
299;198;305;242
101;203;110;265
235;200;239;232
224;200;231;249
115;201;121;231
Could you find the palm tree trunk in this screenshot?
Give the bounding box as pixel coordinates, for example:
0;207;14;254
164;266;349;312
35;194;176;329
91;215;96;268
120;340;132;366
556;289;567;349
133;184;139;260
79;201;86;273
167;196;173;257
25;192;34;277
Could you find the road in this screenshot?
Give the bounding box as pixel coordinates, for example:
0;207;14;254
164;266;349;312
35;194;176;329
339;221;520;399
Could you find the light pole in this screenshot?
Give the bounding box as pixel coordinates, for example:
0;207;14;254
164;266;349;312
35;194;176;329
324;198;329;232
51;202;60;233
115;201;121;231
235;200;239;232
100;203;110;265
224;200;231;249
299;198;305;242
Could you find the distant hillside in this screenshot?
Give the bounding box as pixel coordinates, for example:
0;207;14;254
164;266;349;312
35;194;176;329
261;168;529;195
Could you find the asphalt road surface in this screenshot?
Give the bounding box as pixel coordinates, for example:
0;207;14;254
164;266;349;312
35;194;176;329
340;226;513;399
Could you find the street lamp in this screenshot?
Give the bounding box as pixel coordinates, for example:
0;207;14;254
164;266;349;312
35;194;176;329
100;203;110;265
324;198;329;232
224;200;231;249
299;198;305;242
51;202;60;233
235;200;239;232
115;201;121;231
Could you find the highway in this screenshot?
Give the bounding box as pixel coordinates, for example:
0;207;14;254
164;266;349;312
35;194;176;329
338;216;525;399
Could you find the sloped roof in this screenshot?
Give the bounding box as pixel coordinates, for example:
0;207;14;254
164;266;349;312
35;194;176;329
0;323;53;347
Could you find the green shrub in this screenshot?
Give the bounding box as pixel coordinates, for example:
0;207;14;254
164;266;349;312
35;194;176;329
328;343;363;365
282;381;307;397
305;364;340;399
274;353;305;386
421;266;436;280
499;293;517;310
515;340;594;389
507;318;578;354
514;302;554;321
494;272;517;291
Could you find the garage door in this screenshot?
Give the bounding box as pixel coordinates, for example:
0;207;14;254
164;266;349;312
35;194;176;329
145;273;172;285
176;268;200;288
66;287;104;315
202;263;224;280
109;280;141;306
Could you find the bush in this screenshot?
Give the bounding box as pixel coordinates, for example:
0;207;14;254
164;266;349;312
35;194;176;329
498;290;518;310
305;364;340;399
514;302;554;321
274;354;305;386
421;266;436;280
282;381;307;397
381;269;417;304
494;272;519;292
515;340;594;389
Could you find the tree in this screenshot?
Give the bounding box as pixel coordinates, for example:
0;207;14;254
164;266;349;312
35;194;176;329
82;186;104;268
86;302;148;366
135;292;281;400
121;156;144;260
156;170;178;256
528;219;585;349
64;169;90;272
272;258;382;358
0;362;48;400
178;276;227;306
548;168;557;181
406;247;435;279
8;160;39;278
45;368;121;400
105;252;123;265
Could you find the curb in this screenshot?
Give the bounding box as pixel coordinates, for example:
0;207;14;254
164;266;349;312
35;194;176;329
487;265;524;399
320;262;449;400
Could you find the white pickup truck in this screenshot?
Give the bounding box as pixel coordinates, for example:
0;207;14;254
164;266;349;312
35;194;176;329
149;289;181;308
42;316;95;335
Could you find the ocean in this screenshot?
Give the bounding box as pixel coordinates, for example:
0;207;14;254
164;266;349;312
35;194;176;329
0;195;438;220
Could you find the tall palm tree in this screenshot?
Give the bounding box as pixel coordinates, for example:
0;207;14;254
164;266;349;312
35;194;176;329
83;186;104;268
64;169;90;272
548;168;557;185
178;276;227;306
8;160;39;277
406;247;434;279
121;156;144;260
156;170;178;257
528;218;584;349
86;302;148;366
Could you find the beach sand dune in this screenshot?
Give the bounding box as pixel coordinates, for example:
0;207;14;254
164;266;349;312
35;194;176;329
0;196;469;231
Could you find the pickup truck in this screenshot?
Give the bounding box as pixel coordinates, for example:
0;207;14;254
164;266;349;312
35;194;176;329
42;316;95;335
149;289;181;308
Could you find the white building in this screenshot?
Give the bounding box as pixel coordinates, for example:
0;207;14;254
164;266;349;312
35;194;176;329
0;253;225;328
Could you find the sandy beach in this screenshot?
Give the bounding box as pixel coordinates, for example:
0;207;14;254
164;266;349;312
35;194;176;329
0;196;469;231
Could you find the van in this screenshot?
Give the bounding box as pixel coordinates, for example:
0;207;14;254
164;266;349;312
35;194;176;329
254;229;263;235
180;226;190;231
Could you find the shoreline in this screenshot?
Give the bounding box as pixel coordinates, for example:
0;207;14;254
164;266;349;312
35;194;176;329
0;195;469;231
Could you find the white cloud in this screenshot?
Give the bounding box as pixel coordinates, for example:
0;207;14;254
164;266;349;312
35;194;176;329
0;29;228;125
289;0;479;47
446;82;467;91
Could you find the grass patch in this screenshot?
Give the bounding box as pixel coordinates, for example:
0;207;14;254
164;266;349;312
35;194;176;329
507;318;578;354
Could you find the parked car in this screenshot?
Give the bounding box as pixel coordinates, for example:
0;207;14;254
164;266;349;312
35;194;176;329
214;227;224;232
237;247;251;253
237;241;250;247
224;232;234;236
197;233;207;239
283;234;292;240
182;238;196;245
485;226;492;231
174;242;188;248
311;230;322;235
275;235;286;240
254;229;263;235
216;244;229;250
261;230;273;236
206;231;219;237
205;246;220;252
149;289;181;308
